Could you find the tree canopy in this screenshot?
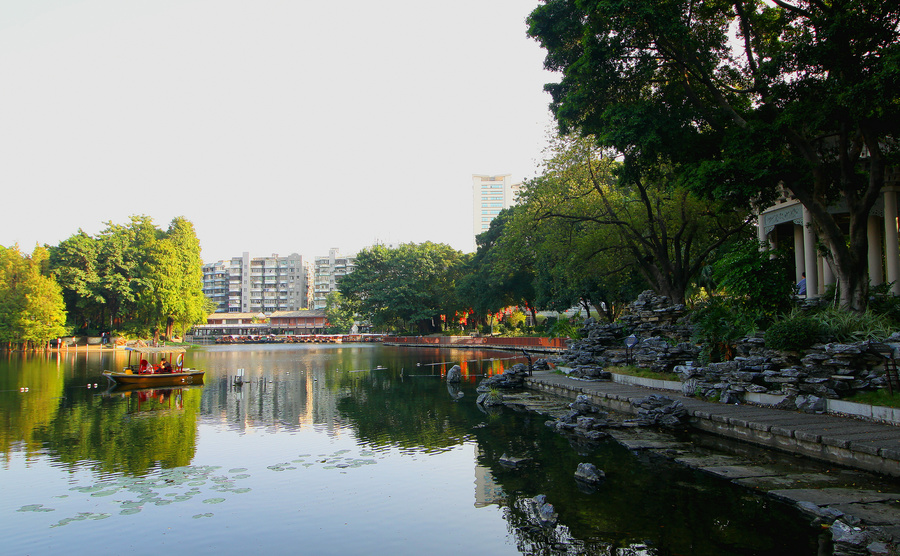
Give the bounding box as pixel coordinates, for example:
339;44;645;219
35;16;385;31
49;215;212;339
509;135;750;305
339;242;467;333
528;0;900;311
0;245;68;348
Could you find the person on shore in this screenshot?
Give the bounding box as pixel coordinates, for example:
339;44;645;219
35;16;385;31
797;272;807;296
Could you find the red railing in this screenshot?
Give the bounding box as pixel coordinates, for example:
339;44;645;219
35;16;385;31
384;336;568;349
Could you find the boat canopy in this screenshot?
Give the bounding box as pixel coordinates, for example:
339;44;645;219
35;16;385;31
125;346;187;354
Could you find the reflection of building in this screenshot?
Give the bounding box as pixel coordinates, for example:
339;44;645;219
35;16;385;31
313;248;356;310
757;183;900;299
202;252;310;313
474;457;505;508
472;174;522;250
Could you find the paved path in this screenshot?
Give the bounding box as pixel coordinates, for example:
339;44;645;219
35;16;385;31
526;370;900;476
516;371;900;548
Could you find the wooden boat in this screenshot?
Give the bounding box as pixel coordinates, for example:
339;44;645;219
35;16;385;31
102;346;205;387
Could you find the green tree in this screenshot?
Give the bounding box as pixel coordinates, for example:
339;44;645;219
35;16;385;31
513;135;749;305
527;0;900;311
324;291;355;333
50;215;208;340
339;242;466;333
0;245;67;349
457;208;538;329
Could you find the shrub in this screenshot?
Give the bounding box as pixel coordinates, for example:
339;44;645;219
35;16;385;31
711;239;794;324
690;297;757;363
764;314;825;351
812;307;895;343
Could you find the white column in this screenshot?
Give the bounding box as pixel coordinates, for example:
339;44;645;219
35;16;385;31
868;216;884;286
822;257;835;292
793;224;805;284
803;207;819;299
884;189;900;295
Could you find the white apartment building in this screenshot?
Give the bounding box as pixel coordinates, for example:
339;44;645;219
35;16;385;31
472;174;522;249
313;248;356;310
202;252;310;314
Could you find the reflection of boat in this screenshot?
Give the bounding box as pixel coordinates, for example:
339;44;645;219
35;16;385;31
106;382;205;395
102;346;205;387
105;384;200;413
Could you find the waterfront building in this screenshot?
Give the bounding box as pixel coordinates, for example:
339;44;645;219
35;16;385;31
472;174;522;250
313;248;356;310
202;252;310;313
268;310;328;334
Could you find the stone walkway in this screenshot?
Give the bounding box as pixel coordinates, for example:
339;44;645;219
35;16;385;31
518;371;900;551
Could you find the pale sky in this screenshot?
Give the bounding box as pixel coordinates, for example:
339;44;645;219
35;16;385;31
0;0;557;263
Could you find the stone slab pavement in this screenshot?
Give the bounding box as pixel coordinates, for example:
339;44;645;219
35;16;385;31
525;370;900;476
514;371;900;550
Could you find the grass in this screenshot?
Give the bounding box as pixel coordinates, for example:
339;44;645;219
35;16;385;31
606;365;681;382
844;389;900;409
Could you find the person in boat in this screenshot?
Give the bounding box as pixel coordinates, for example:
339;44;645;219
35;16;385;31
159;359;173;373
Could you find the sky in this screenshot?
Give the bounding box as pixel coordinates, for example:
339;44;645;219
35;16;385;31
0;0;558;263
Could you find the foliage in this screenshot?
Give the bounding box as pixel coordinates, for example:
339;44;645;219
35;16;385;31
763;313;825;352
527;0;900;312
49;215;208;340
324;291;355;334
504;309;526;330
339;242;466;333
512;135;750;305
844;390;900;409
457;207;538;328
866;283;900;326
809;307;896;343
0;245;68;348
546;318;579;340
711;239;794;323
690;297;757;363
605;366;681;382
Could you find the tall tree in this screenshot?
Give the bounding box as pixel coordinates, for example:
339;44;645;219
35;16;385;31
0;245;67;349
528;0;900;311
339;242;466;333
514;135;749;304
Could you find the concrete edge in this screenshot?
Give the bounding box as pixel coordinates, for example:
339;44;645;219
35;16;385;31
557;367;900;427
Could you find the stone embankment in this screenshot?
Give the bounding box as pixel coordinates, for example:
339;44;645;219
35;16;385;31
557;290;900;416
503;368;900;556
479;292;900;555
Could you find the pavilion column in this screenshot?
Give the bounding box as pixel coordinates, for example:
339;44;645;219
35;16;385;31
822;256;835;293
884;189;900;295
868;216;884;287
803;207;819;299
793;224;805;284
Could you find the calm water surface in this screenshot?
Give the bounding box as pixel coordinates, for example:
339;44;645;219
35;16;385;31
1;344;819;555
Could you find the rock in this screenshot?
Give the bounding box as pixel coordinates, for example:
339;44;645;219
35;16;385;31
446;365;461;383
830;520;877;555
476;392;503;407
574;462;606;484
499;453;531;468
535;497;557;526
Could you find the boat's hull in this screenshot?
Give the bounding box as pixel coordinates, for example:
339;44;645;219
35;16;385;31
103;370;205;386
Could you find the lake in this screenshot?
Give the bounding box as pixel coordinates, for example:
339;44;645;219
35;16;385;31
1;344;820;555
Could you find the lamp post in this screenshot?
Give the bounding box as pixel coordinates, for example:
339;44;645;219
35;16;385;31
624;334;639;366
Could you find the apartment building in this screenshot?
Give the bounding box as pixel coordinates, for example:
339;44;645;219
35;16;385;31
472;174;522;249
313;248;356;310
202;252;310;314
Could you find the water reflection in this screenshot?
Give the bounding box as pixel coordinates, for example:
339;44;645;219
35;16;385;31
0;345;821;555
